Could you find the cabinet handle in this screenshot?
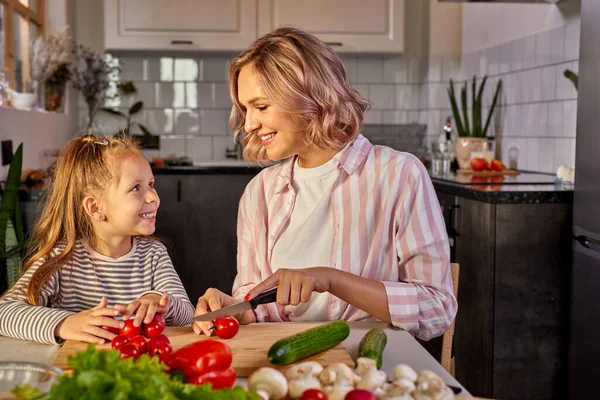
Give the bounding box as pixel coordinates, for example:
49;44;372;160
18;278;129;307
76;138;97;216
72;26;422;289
449;204;460;236
325;42;343;47
171;40;194;45
177;180;182;202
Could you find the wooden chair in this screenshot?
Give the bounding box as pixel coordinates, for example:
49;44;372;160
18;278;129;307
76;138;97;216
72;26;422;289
440;262;459;376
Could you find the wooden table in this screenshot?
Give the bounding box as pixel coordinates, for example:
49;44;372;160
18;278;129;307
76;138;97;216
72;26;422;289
0;321;478;398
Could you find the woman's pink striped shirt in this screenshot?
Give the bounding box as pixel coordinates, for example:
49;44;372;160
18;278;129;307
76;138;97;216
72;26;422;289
232;134;457;340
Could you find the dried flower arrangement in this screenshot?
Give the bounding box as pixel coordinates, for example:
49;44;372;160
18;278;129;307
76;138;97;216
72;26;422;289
70;44;120;132
30;26;71;82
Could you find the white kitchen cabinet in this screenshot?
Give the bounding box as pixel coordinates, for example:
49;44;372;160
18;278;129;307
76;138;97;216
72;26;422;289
257;0;405;53
103;0;257;51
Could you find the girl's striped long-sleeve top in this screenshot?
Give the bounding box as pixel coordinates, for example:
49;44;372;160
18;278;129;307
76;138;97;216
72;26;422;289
232;134;457;340
0;237;194;344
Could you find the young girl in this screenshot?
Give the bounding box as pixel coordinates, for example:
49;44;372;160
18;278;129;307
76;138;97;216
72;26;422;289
0;135;194;344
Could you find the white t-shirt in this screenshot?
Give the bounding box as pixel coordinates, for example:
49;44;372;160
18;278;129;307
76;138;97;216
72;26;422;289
270;149;345;321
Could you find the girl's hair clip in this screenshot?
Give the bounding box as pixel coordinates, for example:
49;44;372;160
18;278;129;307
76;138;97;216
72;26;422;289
94;138;109;146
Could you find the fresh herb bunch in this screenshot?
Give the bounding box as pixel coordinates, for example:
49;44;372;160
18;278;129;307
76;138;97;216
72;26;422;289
48;345;260;400
71;44;120;132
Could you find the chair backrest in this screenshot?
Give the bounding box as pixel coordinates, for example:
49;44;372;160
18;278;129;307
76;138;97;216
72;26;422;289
440;263;460;375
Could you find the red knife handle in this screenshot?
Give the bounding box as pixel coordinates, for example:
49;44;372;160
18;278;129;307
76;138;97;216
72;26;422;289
249;288;278;308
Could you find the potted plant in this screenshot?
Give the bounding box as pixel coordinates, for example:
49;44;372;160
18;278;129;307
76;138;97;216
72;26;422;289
0;144;26;293
447;76;502;169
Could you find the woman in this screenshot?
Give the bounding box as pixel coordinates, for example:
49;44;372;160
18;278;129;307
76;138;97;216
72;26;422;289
193;27;456;341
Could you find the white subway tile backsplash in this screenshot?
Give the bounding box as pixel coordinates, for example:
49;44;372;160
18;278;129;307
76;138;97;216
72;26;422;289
383;110;407;124
364;110;383;124
197;83;213;108
160;136;186;158
120;57;144;81
186;136;213;162
394;85;411;109
174;109;200;135
131;82;157;108
202;110;230;134
214;83;232;108
442;56;460;82
523;35;536;69
547;101;562;137
549;26;566;64
157;82;175;108
499;43;511;74
556;63;577;100
201;57;228;82
357;57;383;83
541;67;556;101
487;46;500;75
568;138;576;168
562;100;578;138
539;138;555;173
172;82;186;108
535;30;551;67
185;82;198;108
369;84;394;109
383;56;408;83
511;38;524;71
426;57;442;82
213;136;236;161
147;57;173;81
354;84;369;100
565;18;581;60
341;55;358;83
553;138;571;172
408;59;422;84
174;58;199;81
526;138;540;172
146;109;174;135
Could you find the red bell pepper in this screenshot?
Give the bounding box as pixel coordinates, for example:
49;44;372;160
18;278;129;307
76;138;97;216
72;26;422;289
167;339;236;389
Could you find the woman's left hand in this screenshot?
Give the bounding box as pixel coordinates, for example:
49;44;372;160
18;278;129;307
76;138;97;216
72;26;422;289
114;293;169;327
245;267;335;305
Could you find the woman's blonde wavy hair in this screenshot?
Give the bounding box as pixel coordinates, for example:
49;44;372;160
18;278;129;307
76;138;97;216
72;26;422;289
16;134;144;305
229;27;370;163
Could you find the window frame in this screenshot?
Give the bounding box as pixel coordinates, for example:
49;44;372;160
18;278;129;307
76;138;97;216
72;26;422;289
1;0;45;89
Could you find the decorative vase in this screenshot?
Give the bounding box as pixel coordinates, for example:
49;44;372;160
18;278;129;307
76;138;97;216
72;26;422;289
44;84;66;112
456;137;495;169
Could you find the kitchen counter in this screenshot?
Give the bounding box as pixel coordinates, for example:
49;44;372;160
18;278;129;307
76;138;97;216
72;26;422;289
430;171;573;204
0;321;474;397
153;160;266;175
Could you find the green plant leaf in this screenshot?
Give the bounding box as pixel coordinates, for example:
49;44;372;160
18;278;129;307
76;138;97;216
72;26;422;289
0;144;23;260
129;101;144;116
475;76;488;138
482;79;503;137
136;123;159;149
460;83;471;137
100;108;126;117
447;80;465;137
563;69;579;91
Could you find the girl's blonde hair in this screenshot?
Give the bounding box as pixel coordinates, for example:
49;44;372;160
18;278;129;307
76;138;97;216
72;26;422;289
229;27;370;163
20;134;144;305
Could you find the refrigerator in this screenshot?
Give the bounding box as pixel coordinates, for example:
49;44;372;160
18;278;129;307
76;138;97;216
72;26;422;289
568;0;600;398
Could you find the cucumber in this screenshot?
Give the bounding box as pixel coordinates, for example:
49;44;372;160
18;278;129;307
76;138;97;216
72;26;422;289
358;328;387;369
267;320;351;365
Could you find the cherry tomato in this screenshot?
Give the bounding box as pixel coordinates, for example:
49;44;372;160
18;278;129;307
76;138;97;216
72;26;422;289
111;334;130;350
147;334;171;355
143;313;166;338
119;343;141;360
120;319;142;339
490;159;505;172
344;389;376;400
212;316;239;339
101;324;120;336
152;341;173;363
470;157;489;172
301;388;328;400
130;335;148;354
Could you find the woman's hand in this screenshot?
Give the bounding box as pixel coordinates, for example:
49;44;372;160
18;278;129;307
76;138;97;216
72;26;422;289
114;293;169;327
246;267;334;306
54;297;124;344
193;288;255;336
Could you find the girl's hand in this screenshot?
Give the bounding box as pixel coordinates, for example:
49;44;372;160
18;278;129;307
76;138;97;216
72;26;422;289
54;297;123;344
193;288;255;336
246;267;334;306
114;293;169;328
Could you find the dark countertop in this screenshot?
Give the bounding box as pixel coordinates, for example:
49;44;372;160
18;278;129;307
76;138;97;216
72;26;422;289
152;161;265;175
430;171;574;204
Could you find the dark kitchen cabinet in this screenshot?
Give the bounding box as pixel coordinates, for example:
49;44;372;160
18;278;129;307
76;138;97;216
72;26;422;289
153;173;258;303
431;186;572;400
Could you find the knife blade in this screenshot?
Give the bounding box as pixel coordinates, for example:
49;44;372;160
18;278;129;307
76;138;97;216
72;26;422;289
192;288;278;322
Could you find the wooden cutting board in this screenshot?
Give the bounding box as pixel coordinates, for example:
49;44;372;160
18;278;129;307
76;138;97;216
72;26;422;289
457;168;520;176
52;323;354;377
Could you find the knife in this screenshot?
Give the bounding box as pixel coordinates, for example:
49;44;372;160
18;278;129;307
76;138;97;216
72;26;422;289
192;288;278;322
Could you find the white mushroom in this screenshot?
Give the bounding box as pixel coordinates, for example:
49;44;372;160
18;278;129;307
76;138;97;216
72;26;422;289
248;367;288;400
393;364;418;382
355;359;387;394
285;361;324;399
319;363;360;400
355;357;379;377
413;370;455;400
383;377;417;397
